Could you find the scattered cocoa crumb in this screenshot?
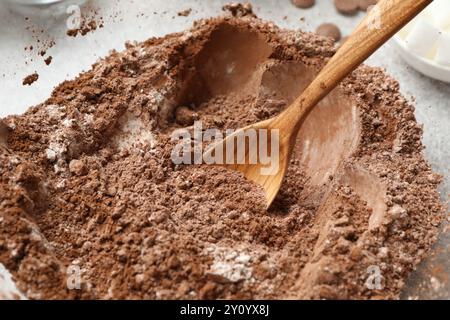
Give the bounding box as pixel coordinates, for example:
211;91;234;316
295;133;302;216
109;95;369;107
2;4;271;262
178;8;192;17
67;20;98;37
66;5;104;38
23;18;56;63
66;29;78;37
44;56;53;66
22;72;39;86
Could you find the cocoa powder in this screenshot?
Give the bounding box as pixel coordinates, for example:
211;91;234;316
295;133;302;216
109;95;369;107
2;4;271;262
0;15;445;300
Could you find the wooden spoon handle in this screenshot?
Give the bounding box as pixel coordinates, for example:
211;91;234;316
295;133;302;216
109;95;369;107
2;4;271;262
288;0;432;129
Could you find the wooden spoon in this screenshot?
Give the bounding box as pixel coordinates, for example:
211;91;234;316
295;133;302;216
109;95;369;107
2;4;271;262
204;0;432;208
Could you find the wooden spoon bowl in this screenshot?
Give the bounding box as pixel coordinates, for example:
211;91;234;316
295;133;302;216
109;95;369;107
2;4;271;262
204;0;432;208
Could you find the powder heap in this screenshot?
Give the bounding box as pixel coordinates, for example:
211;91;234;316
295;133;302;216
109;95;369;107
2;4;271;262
0;14;444;299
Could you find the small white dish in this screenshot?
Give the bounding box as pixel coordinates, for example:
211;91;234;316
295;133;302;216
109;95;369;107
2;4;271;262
391;1;450;84
393;35;450;83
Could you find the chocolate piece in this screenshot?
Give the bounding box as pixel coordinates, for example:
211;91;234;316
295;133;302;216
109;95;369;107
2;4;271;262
292;0;315;9
358;0;378;11
316;23;342;42
334;0;359;15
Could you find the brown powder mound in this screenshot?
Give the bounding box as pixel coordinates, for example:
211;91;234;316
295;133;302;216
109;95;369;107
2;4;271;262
0;15;445;300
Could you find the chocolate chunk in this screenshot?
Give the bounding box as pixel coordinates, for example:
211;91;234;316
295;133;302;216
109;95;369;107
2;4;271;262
334;0;359;15
292;0;315;9
358;0;378;11
316;23;342;42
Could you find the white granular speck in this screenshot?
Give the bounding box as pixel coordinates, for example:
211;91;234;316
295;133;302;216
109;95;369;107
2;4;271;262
207;246;253;283
62;119;76;128
45;149;57;162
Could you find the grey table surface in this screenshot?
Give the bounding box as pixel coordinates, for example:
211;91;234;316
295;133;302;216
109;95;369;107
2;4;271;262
0;0;448;299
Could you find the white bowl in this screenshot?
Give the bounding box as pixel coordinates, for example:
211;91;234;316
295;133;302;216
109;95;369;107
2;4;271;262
393;34;450;83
